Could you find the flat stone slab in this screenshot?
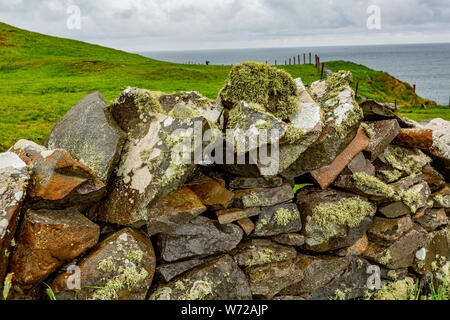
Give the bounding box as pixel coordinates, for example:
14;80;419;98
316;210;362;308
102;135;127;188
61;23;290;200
233;183;294;208
367;216;413;246
232;239;297;267
311;126;370;189
364;119;400;162
157;216;243;262
187;175;234;210
46;91;126;183
149;255;252;300
229;176;283;189
146;186;207;236
253;203;302;237
272;233;305;247
414;208;447;232
216;207;261;225
360;99;399;120
156;258;206;283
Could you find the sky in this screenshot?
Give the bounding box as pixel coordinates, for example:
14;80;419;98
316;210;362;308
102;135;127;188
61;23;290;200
1;0;449;52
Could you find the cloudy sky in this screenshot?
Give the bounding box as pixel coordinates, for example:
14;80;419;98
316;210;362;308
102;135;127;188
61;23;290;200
1;0;449;52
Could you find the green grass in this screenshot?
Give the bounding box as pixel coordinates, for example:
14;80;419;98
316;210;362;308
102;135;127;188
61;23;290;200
1;22;448;152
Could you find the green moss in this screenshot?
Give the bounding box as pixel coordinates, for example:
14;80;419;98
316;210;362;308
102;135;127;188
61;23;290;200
273;207;300;226
379;169;402;183
284;124;305;144
398;189;423;213
385;147;423;175
387;270;398;281
352;172;396;198
175;281;185;291
373;277;415;300
361;122;374;139
98;258;116;273
311;197;376;233
220;62;299;120
379;250;392;265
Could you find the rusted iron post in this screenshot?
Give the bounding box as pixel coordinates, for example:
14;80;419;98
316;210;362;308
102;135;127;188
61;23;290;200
412;84;416;106
304;53;306;64
309;53;312;64
321;63;325;80
298;55;300;65
355;82;359;99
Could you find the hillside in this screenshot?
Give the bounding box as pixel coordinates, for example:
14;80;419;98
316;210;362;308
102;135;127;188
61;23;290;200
0;22;448;151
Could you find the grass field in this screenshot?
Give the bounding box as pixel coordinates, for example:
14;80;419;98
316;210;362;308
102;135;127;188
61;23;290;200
0;22;449;151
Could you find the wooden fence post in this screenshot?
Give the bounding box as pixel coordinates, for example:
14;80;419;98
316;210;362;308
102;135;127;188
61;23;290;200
355;82;359;99
304;53;306;64
321;63;325;80
275;60;277;66
412;84;416;106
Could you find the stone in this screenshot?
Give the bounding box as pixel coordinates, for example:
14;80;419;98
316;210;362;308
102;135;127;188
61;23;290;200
420;164;445;192
378;201;411;218
146;186;207;236
45;91;126;183
51;228;156;300
10;140;105;210
246;258;303;299
149;254;252;300
347;152;376;175
360;99;399;120
335;234;369;257
157;216;243;262
0;152;29;286
378;145;431;176
92;110;211;227
253;203;302;237
432;185;450;209
414;208;447;232
272;233;305;247
364;225;429;269
367;216;414;246
279;255;371;300
398;182;431;214
296;187;375;252
233;183;294;208
232;239;297;267
258;78;323;175
310;126;370;189
10;208;100;293
380;268;408;281
282;71;363;179
156;258;206;282
334;171;396;201
216;207;261;225
412;229;449;275
236;218;255;236
186;175;234;210
363;119;400;161
229;176;283;189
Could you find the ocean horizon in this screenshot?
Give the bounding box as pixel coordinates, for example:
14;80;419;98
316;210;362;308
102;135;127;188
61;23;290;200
139;42;450;106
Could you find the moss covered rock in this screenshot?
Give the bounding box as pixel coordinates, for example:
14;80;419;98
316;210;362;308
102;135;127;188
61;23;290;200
220;62;299;120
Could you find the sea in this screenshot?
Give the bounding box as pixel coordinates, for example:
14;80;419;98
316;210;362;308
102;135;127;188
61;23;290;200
139;43;450;106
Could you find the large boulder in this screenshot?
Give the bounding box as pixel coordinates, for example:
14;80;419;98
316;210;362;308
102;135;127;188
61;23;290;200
10;208;100;293
296;187;376;252
282;71;363;179
10;140;105;210
0;152;29;287
157;216;244;262
51;228;156;300
46;92;126;184
149;255;252;300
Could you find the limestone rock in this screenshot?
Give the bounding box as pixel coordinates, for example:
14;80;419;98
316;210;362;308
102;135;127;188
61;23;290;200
0;152;29;286
149;255;252;300
253;203;302;237
51;228;156;300
45;92;126;183
10;140;105;210
233;183;294;208
297;187;375;252
282;71;363;179
364;225;429;269
364;119;400;161
310;126;370;189
157;216;243;262
232;239;297;267
146;186;207;236
10;208;100;293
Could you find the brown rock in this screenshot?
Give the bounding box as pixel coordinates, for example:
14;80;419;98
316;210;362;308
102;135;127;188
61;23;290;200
233;183;294;208
413;229;449;275
367;216;413;246
156;258;206;282
364;225;429;269
146;186;207;236
216;207;261;225
364;119;400;161
10;208;100;293
414;208;447;232
272;233;305;247
432;185;450;209
0;152;30;287
10;140;105;210
420;164;445;192
347;152;376;175
51;228;156;300
236;218;255;236
335;234;369;257
253;203;302;237
378;201;411;218
311;127;370;189
187;175;234;210
232;239;297;267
